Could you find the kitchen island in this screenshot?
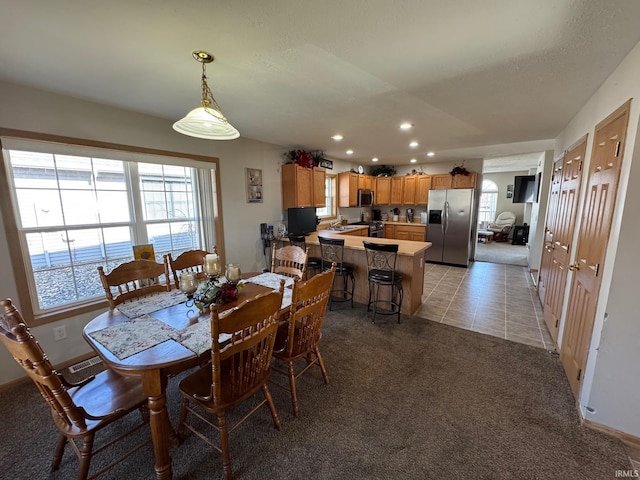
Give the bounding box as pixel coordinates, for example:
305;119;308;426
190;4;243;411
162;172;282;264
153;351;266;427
304;230;432;315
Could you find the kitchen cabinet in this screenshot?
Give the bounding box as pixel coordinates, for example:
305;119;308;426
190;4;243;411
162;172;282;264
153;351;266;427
390;176;403;204
430;174;452;189
338;172;358;207
383;223;426;241
452;172;477;189
415;175;431;204
383;224;395;239
375;176;391;205
358;174;374;190
402;176;416;204
431;172;477;190
282;164;325;209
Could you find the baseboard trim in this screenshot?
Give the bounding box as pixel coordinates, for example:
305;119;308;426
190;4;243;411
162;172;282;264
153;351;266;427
0;351;99;392
583;417;640;452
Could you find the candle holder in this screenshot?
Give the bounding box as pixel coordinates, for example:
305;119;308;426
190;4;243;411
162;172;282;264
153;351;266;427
179;272;198;309
225;263;242;285
203;253;221;282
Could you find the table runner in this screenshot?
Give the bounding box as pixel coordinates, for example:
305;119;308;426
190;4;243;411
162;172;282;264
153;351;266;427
115;289;188;319
88;314;179;360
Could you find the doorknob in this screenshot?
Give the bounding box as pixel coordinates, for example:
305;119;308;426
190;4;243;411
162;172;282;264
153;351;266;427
568;263;580;271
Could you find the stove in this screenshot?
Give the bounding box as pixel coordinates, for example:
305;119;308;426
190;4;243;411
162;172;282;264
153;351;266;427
368;221;384;238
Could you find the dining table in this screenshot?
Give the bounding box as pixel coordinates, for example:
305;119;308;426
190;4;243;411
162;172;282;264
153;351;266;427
83;272;293;480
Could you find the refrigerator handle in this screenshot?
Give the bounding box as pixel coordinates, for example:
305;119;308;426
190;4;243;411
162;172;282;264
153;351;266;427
444;201;450;233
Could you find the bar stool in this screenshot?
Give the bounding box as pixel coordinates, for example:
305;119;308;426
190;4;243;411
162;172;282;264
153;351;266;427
287;234;321;279
363;241;403;323
319;236;355;310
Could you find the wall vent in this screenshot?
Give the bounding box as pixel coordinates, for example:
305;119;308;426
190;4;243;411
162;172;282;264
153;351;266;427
68;356;102;374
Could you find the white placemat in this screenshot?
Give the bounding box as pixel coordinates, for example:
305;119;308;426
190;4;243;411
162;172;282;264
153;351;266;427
115;289;188;319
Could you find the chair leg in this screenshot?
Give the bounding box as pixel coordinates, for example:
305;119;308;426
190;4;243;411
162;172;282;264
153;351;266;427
315;347;329;384
51;434;67;472
349;273;355;308
261;384;282;430
177;398;190;442
287;361;299;417
367;280;373;312
216;414;233;480
397;284;403;323
77;434;95;480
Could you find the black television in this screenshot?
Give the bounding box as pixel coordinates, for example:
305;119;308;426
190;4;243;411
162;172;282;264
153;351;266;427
513;175;538;203
287;207;317;235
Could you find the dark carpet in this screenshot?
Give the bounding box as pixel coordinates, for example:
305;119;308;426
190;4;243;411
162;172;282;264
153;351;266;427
0;306;631;479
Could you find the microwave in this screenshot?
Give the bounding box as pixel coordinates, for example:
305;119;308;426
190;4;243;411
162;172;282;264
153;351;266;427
358;189;374;207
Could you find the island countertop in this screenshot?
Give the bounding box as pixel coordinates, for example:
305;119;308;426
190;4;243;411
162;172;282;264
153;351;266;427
307;230;432;256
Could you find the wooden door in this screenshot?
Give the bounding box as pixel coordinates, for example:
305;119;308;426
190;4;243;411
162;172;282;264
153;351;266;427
312;167;326;207
542;137;586;343
452;172;477;189
431;174;452;189
561;100;630;397
415;175;431;204
538;157;563;304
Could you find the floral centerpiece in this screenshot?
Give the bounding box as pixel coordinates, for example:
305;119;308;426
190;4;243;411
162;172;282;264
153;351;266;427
194;279;244;312
449;163;470;176
283;149;326;168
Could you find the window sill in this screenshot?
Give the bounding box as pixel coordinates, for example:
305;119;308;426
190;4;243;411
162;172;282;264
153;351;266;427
31;298;110;327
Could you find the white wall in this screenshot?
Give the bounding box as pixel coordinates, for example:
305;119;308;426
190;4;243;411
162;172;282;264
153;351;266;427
481;171;528;225
526;151;554;273
552;40;640;436
0;81;286;384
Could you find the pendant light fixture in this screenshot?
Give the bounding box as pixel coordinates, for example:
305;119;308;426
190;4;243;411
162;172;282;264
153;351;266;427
173;51;240;140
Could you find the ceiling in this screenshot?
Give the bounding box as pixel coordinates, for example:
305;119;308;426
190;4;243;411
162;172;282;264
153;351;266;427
1;1;640;168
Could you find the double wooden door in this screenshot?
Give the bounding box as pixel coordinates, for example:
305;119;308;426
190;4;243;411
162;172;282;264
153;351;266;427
560;100;631;397
539;137;586;344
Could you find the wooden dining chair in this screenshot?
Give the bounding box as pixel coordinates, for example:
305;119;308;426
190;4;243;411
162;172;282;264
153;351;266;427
166;247;217;287
0;298;150;480
177;283;285;480
271;244;308;281
272;264;336;417
287;234;322;279
98;258;170;309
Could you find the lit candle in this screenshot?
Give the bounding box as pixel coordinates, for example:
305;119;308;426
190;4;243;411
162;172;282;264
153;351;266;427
203;254;220;275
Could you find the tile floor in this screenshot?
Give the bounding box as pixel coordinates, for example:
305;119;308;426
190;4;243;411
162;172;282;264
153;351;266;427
416;261;555;350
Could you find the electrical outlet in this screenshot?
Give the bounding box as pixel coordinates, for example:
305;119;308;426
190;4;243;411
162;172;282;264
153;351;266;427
53;325;67;341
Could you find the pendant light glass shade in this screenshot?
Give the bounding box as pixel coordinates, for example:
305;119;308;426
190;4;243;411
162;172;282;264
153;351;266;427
173;51;240;140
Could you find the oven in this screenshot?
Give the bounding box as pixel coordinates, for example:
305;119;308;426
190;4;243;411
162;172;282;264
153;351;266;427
368;221;384;238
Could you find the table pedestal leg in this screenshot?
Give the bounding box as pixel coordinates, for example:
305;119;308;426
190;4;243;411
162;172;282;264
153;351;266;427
142;370;173;480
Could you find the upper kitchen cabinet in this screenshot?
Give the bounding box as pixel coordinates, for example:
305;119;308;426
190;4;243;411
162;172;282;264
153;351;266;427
390;176;403;204
282;164;326;209
430;172;477;189
358;174;374;190
338;172;358;207
375;176;391;205
402;175;416;204
452;172;477;189
415;175;431;204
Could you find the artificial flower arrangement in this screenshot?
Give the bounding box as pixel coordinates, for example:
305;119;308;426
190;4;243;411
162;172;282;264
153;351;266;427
283;149;326;168
193;278;245;312
449;163;471;176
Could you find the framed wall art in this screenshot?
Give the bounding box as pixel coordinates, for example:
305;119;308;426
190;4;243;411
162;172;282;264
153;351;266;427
246;168;263;203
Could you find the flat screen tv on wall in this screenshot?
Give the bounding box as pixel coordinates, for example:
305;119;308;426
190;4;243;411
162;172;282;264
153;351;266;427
512;175;538;203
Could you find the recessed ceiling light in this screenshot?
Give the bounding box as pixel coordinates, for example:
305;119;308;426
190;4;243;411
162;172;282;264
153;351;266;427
400;122;414;130
409;141;419;148
410;158;417;164
372;157;379;162
346;149;354;155
427;151;435;157
331;134;343;141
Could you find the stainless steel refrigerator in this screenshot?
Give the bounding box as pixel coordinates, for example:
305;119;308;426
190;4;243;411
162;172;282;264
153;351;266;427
425;188;475;267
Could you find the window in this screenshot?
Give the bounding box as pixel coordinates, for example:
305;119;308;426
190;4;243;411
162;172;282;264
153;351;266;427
478;179;499;225
2;139;218;316
316;174;337;218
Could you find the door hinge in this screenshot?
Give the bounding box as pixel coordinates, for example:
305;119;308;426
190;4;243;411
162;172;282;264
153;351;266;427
594;263;600;277
577;369;582;381
614;141;621;157
578;160;583;171
555;319;559;328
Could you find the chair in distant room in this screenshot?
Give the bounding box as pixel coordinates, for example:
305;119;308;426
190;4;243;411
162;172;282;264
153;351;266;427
319;236;355;310
166;247;217;287
272;265;335;417
0;298;150;480
98;258;170;309
271;244;308;281
363;241;403;323
487;211;516;242
287;234;322;279
177;287;285;480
